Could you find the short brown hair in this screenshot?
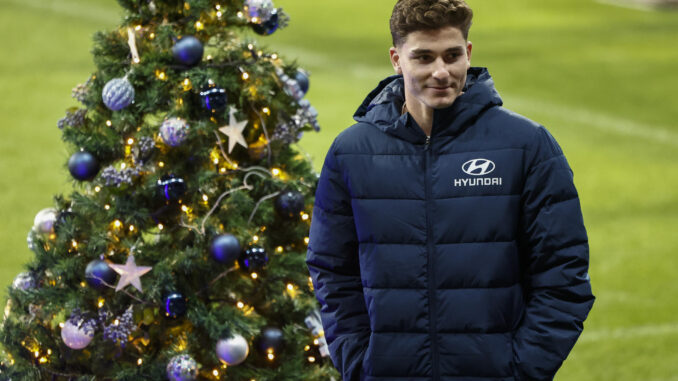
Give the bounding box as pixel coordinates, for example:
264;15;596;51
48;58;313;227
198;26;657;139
390;0;473;47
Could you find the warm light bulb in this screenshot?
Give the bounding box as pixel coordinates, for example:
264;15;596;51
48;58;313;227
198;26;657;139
237;301;245;309
114;220;122;228
287;283;294;291
182;78;192;91
181;205;189;212
313;338;319;345
301;213;310;221
59;322;65;328
262;107;270;115
149;33;155;39
216;11;222;17
71;240;78;248
251;272;258;280
276;246;283;253
129;225;135;232
212;369;219;377
253;235;259;242
271;53;278;60
237;11;243;18
242;72;250;80
134;25;142;31
202;195;209;202
215;4;221;10
98;297;105;308
158;223;164;230
120;163;127;169
195;21;204;31
304;237;310;244
271;168;281;176
104;204;111;210
158;161;165;168
308;356;316;363
267;353;274;361
94;186;101;192
106;120;112;127
137;358;143;365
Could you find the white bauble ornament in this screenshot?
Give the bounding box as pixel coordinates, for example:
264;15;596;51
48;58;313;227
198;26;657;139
216;333;249;365
61;320;94;350
33;208;57;235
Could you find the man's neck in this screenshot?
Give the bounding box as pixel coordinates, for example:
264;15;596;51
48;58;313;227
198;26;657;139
403;98;433;137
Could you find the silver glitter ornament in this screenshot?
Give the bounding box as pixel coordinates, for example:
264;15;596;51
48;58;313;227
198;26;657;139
12;272;36;291
102;77;135;111
33;208;57;235
216;333;249;365
245;0;275;23
166;354;198;381
160;118;189;147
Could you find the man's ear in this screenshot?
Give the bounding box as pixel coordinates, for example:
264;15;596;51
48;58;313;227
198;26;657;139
389;47;403;75
466;41;473;69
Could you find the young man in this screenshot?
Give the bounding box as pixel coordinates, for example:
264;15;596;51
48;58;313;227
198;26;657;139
306;1;595;380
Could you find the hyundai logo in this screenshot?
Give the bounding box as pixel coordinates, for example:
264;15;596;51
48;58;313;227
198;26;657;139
462;159;495;176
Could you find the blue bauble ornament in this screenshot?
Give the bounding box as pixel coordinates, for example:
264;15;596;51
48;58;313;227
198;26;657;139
257;327;284;354
172;36;204;67
274;190;305;219
159;117;189;147
68;151;100;181
295;69;310;96
200;86;228;114
166;354;198;381
211;234;241;264
252;9;279;36
164;292;187;319
102;77;135;111
85;259;116;290
239;247;268;271
156;175;187;203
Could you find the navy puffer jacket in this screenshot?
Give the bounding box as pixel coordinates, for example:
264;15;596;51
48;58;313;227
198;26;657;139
307;68;594;381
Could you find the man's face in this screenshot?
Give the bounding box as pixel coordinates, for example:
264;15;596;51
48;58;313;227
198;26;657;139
390;26;472;110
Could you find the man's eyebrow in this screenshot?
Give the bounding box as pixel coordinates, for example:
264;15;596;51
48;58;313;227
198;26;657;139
409;47;465;55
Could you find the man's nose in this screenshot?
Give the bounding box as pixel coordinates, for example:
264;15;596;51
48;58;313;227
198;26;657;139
431;58;451;81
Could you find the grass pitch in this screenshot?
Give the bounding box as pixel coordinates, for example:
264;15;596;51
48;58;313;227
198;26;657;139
1;0;677;379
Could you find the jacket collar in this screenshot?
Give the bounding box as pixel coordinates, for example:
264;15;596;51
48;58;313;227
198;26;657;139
353;67;503;144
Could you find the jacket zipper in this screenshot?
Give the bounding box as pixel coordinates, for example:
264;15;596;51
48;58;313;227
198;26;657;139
424;135;439;380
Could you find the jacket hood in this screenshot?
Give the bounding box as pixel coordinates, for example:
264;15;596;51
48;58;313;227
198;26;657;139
353;67;503;143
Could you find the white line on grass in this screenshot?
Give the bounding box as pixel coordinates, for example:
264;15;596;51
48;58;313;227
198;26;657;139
506;95;678;147
581;322;678;342
595;0;658;12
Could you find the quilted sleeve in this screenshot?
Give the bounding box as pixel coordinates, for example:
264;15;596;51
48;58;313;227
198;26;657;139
306;139;370;381
513;127;595;381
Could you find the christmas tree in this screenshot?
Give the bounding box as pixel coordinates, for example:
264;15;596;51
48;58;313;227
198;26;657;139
0;0;337;379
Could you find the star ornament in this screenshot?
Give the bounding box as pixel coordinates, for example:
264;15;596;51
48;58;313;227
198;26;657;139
218;107;249;153
109;255;152;292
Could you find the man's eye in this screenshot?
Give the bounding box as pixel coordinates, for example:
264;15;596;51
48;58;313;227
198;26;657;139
416;56;432;62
